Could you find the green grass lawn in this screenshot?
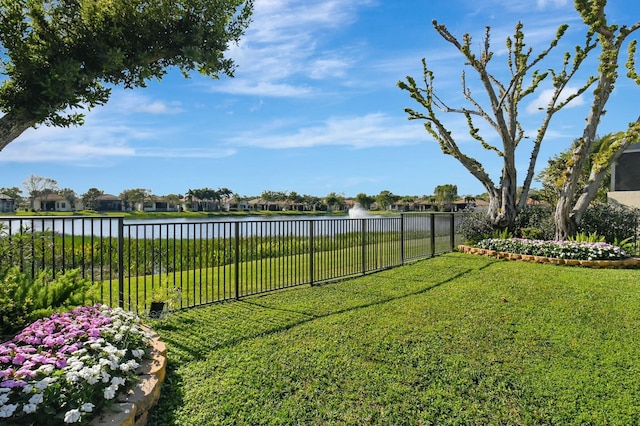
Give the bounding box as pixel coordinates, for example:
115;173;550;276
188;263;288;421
148;252;640;425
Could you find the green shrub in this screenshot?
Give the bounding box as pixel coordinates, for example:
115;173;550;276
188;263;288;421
0;268;92;337
457;212;495;244
515;205;555;240
520;227;545;240
579;203;640;244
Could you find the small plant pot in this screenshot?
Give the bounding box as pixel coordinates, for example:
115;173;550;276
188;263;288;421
149;302;166;319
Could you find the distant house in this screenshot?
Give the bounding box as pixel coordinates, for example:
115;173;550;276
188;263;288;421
248;198;280;211
0;193;15;212
140;196;180;212
33;194;73;212
609;144;640;209
96;194;123;212
221;197;250;212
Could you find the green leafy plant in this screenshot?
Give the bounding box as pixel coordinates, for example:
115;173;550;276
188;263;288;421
0;268;91;337
569;232;606;243
491;228;513;239
614;236;638;256
148;286;181;307
520;227;545;240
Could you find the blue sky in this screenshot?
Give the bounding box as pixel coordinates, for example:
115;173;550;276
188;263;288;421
1;0;639;199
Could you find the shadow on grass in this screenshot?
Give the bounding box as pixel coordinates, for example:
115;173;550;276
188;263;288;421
147;253;500;423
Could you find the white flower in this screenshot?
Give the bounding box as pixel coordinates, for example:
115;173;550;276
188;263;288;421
23;403;38;414
69;360;84;371
37;364;54;375
35;377;56;390
103;344;119;355
131;349;145;358
111;376;126;387
28;393;43;405
66;371;81;383
22;384;33;394
103;385;116;400
0;394;8;405
80;402;94;413
0;403;18;418
64;408;82;423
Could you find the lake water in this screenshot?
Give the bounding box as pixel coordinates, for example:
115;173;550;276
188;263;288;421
2;214;431;239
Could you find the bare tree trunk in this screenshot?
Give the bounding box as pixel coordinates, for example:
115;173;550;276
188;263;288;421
0;112;35;152
554;72;612;240
554;195;578;241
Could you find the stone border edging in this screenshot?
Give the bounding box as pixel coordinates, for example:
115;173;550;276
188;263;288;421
91;330;167;426
457;244;640;268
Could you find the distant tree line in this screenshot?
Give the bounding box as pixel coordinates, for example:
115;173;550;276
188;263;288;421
0;174;484;212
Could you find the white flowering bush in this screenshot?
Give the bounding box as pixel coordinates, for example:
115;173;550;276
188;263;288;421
475;238;629;260
0;305;152;425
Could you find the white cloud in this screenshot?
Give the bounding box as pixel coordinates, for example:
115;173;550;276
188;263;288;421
309;58;350;79
225;113;425;149
134;147;236;159
0;100;230;163
526;87;585;114
208;80;313;97
115;93;185;114
209;0;375;97
0;138;135;163
536;0;568;8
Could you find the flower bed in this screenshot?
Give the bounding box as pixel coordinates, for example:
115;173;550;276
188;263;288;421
458;239;640;268
475;238;629;260
0;305;154;425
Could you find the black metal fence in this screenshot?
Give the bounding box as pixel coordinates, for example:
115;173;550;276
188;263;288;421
0;213;465;314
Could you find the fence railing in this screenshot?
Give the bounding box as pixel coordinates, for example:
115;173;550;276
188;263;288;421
0;213;465;314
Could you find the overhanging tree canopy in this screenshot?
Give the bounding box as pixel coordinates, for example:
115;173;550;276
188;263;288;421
0;0;253;151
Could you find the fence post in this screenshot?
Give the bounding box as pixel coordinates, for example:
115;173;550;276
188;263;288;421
430;213;436;257
450;213;456;252
309;220;315;286
400;214;405;265
361;219;367;274
117;217;124;309
234;221;240;299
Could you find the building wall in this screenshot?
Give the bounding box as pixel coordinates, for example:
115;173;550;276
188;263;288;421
608;191;640;209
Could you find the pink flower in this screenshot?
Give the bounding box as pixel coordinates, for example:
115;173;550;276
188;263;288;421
12;353;26;366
